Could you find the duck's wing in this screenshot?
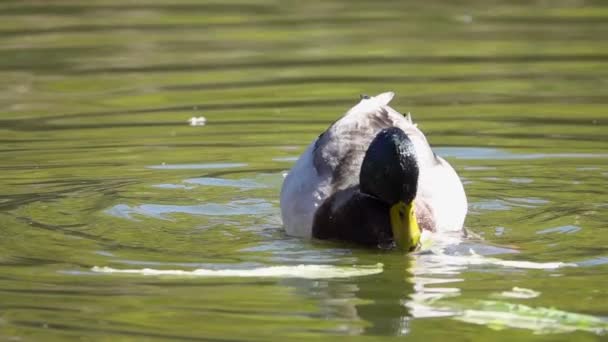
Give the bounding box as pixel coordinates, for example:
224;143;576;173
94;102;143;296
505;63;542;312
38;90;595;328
313;105;394;191
415;153;468;233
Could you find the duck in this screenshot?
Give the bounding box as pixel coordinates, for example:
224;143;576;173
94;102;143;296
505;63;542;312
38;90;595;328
280;92;467;251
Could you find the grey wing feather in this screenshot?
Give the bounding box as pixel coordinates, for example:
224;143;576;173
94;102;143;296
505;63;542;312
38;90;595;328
313;107;395;191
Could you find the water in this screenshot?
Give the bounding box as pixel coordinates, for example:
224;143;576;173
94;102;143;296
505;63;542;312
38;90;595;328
1;0;608;340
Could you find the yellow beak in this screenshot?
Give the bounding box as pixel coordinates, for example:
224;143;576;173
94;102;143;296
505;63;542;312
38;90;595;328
389;201;421;252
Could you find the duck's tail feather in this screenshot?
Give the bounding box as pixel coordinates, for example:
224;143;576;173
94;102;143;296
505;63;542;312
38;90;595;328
375;91;395;105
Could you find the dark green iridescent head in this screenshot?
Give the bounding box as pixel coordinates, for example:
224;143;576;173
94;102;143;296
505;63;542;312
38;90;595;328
359;127;419;205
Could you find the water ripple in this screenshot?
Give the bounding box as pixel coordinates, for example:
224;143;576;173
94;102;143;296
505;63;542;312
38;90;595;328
536;225;582;235
183;177;265;189
147;162;247;170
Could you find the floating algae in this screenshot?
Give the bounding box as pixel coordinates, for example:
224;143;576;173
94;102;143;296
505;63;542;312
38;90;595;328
91;263;383;279
456;301;608;335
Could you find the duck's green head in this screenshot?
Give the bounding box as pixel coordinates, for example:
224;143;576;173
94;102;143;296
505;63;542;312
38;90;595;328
360;127;421;252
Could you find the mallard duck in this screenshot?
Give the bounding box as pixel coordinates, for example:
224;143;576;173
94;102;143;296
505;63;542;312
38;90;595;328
280;92;467;251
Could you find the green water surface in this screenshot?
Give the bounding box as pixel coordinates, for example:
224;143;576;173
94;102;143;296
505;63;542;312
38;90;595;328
1;0;608;341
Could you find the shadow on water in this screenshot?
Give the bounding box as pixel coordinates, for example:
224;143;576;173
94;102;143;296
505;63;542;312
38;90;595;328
2;53;607;74
0;3;278;16
0;18;397;37
159;73;608;92
70;54;608;74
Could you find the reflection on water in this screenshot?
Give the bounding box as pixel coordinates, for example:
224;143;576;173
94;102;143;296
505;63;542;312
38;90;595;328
107;199;275;220
1;0;608;340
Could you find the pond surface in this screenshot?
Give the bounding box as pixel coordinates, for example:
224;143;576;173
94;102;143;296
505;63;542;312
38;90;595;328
1;1;608;341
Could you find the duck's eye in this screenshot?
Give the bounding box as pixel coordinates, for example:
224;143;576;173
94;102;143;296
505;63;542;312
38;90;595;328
360;94;370;100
